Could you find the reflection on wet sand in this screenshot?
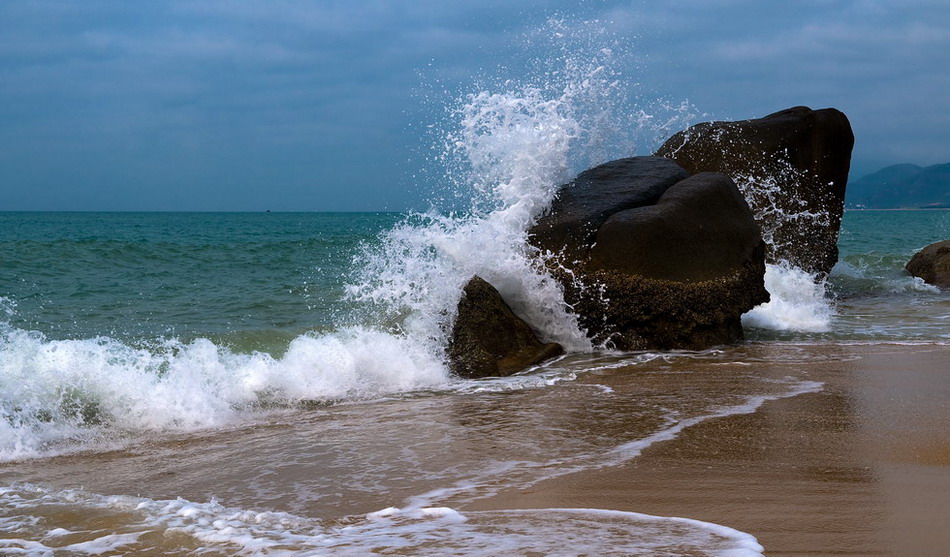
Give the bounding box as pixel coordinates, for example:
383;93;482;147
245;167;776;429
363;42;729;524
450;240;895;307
2;343;948;554
474;343;950;556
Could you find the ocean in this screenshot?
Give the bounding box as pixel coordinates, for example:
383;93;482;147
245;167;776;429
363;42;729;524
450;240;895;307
0;208;947;555
1;34;949;555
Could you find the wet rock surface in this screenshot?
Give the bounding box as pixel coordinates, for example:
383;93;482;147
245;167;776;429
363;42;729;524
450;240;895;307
655;106;854;276
448;276;564;378
530;157;689;264
905;240;950;289
529;159;768;350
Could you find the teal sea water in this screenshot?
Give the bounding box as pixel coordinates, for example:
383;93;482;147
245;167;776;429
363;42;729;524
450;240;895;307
0;208;947;555
3;209;946;348
745;208;950;342
1;212;401;349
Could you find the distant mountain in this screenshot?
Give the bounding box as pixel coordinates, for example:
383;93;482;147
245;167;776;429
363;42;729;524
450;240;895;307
846;163;950;209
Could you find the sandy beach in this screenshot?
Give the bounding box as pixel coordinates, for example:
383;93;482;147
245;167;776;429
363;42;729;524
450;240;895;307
470;343;950;556
2;342;948;555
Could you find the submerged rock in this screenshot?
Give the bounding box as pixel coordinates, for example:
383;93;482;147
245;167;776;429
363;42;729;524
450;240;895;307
655;106;854;276
448;276;564;379
906;240;950;289
530;158;768;350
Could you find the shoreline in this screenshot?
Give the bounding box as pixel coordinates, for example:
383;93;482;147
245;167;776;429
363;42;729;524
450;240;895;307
466;343;950;556
2;342;948;555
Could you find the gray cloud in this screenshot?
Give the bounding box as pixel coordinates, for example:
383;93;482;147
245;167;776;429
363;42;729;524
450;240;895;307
1;1;948;210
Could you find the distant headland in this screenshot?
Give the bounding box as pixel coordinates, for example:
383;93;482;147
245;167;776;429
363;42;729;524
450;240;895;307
847;163;950;209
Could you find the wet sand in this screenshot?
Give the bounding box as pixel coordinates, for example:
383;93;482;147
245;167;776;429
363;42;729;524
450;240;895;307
469;343;950;556
3;342;948;555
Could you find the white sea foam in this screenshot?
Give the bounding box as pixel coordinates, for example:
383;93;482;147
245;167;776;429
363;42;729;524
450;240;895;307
742;263;834;332
0;322;449;460
0;483;764;556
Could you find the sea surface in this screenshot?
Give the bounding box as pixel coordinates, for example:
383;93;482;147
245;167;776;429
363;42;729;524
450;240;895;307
0;208;947;555
2;26;949;554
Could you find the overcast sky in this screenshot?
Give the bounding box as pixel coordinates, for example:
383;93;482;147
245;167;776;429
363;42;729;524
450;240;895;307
2;1;948;211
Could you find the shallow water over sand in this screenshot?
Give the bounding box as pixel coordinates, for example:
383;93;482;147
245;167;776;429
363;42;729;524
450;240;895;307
0;345;825;511
472;343;950;556
2;207;949;554
10;342;937;555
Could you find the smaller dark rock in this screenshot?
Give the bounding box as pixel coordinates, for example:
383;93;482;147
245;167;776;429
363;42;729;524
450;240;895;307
906;240;950;289
448;276;564;379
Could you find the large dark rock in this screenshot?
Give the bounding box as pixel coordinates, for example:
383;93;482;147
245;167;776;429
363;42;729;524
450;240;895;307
448;276;564;378
589;172;765;282
906;240;950;289
655;106;854;276
531;157;689;264
530;158;769;350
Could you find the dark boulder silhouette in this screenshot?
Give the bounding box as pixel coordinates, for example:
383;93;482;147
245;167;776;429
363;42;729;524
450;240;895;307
448;276;564;378
656;106;854;276
529;158;768;350
906;240;950;289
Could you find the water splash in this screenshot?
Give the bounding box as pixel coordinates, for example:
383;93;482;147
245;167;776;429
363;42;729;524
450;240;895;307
0;19;701;460
734;162;837;332
732;164;832;260
349;19;698;354
741;263;833;332
349;26;626;354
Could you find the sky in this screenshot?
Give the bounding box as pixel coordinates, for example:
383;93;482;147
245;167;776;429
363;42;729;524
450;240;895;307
1;1;948;211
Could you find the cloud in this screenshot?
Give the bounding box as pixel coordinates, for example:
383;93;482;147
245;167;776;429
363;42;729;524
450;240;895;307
591;1;950;174
1;0;949;209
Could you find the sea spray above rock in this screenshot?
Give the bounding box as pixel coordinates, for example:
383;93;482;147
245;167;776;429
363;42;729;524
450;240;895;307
348;29;687;364
349;22;706;373
655;106;854;277
529;158;769;350
347;78;596;357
